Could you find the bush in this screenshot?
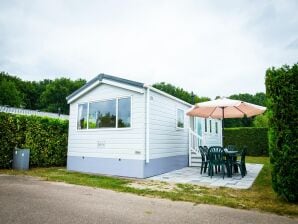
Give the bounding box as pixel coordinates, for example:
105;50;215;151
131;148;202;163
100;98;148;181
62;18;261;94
253;113;269;128
224;127;268;156
0;112;68;168
266;64;298;202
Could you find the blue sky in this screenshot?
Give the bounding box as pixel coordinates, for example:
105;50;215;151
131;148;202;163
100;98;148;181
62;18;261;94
0;0;297;98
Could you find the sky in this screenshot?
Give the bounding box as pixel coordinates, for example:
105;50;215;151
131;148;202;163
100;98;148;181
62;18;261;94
0;0;297;99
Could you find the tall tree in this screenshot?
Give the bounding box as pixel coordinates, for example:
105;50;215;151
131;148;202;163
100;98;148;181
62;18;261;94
0;72;24;107
224;92;267;127
40;78;86;114
153;82;210;104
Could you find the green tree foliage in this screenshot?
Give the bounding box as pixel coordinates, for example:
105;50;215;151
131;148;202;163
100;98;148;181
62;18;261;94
253;113;269;128
0;79;23;107
0;72;86;114
153;82;210;104
224;92;267;128
40;78;86;114
266;63;298;202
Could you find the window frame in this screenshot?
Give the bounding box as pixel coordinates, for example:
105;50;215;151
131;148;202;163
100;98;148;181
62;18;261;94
77;102;88;130
176;108;185;130
209;120;212;133
76;95;132;131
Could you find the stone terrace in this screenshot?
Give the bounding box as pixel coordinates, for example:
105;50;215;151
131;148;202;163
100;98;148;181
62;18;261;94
148;163;263;189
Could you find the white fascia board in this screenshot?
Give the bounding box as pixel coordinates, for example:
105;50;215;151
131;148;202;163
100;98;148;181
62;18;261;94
67;80;101;104
145;85;192;107
102;79;145;94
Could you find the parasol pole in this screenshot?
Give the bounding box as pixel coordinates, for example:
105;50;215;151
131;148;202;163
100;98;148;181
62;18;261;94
222;107;225;147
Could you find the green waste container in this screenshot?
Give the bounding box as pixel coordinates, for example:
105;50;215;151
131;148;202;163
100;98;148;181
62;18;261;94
13;148;30;170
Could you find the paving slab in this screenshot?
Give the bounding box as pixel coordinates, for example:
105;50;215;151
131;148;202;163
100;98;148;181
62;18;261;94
148;163;263;189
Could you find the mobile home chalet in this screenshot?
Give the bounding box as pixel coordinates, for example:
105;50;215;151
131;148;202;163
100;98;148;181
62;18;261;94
66;74;222;178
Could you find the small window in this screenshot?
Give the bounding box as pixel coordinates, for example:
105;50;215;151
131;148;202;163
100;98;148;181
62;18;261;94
118;97;131;128
215;121;218;134
204;118;207;132
209;120;212;133
88;99;116;128
77;103;88;129
177;109;184;128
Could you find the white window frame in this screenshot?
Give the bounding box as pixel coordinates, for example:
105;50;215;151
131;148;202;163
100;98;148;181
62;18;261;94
77;102;88;130
76;95;132;131
176;108;185;130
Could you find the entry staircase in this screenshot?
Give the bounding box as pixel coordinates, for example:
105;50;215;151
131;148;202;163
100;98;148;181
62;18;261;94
188;129;203;167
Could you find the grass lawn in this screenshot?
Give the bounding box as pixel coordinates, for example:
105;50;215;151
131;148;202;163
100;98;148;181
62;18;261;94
0;156;297;217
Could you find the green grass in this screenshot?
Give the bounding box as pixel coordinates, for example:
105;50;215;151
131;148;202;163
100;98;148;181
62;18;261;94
1;157;297;217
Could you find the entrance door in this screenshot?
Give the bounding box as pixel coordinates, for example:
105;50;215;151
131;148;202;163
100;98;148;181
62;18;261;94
195;117;203;146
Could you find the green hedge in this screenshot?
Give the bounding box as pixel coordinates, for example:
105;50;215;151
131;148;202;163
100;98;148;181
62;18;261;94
224;127;268;156
0;112;68;168
266;64;298;202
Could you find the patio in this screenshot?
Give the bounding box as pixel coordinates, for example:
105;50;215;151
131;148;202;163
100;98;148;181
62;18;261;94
148;163;263;189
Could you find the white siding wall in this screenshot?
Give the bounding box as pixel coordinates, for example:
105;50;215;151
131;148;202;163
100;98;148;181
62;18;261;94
68;84;146;160
148;90;191;159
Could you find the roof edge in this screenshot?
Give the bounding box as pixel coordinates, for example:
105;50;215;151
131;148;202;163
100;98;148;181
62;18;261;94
66;73;145;102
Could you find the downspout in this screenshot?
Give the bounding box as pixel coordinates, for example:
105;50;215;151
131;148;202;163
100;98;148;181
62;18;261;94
145;87;150;163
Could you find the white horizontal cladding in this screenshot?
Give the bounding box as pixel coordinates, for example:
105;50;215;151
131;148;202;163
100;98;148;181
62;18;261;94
67;79;144;104
68;146;144;153
148;90;191;159
71;84;144;104
67;83;146;161
149;151;187;159
68;151;144;160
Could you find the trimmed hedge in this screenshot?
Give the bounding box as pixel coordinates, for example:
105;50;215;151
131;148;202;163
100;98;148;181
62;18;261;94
224;127;268;156
0;112;68;168
266;64;298;202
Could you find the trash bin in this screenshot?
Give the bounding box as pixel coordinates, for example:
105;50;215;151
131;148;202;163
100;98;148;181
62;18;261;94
13;148;30;170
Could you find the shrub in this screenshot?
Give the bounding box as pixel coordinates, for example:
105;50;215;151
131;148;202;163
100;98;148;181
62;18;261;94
224;127;268;156
265;63;298;202
0;112;68;168
253;113;269;128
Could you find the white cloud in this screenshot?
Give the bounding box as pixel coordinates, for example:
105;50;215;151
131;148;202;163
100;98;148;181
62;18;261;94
0;0;297;98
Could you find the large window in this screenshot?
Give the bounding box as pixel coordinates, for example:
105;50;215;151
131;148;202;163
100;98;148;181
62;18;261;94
177;109;184;128
77;103;88;129
118;97;131;128
77;97;131;130
89;99;116;128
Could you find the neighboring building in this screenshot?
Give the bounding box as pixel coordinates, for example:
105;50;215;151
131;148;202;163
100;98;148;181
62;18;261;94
0;105;69;120
66;74;222;178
